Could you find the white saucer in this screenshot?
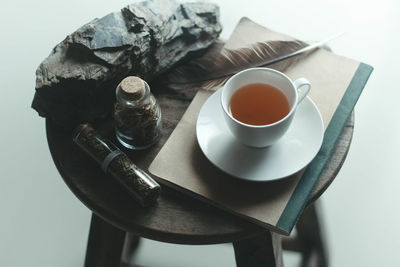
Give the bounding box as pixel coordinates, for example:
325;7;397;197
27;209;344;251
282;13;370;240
196;89;324;182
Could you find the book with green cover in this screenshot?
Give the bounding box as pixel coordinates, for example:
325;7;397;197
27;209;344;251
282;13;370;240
277;62;373;233
149;18;373;235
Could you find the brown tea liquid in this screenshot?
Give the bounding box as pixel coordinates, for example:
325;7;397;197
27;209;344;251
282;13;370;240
230;83;290;125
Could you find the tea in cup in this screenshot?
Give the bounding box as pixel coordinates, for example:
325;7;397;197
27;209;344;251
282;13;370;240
220;67;311;148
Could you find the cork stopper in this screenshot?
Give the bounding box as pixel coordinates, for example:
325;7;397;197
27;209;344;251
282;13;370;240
118;76;146;101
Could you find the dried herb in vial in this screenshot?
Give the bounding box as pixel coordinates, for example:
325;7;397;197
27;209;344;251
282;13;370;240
114;76;162;150
73;124;161;207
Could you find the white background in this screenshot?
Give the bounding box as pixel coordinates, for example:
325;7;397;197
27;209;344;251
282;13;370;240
1;0;399;266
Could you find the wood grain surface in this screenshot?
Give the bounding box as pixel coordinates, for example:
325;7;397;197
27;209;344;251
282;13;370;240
46;88;353;244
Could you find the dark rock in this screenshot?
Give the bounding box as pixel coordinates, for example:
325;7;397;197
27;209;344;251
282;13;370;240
32;0;221;129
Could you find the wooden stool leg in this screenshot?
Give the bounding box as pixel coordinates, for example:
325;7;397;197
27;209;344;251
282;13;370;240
233;231;283;267
121;233;141;264
84;213;126;267
296;203;328;267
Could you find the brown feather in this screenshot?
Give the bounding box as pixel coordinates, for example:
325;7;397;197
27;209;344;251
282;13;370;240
163;39;312;90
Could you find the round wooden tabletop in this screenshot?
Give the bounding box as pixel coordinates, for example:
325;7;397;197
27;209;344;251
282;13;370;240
46;90;354;245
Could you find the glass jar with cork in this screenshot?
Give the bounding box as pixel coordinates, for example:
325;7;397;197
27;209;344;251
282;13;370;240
114;76;162;150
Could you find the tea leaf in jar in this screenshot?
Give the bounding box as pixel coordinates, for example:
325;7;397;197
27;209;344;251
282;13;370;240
114;76;162;149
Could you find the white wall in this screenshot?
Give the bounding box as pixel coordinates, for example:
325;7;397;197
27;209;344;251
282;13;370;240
1;0;399;266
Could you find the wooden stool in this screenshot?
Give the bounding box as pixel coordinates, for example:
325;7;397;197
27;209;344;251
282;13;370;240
46;89;354;267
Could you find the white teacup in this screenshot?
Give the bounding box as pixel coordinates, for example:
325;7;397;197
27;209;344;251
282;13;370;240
220;67;311;148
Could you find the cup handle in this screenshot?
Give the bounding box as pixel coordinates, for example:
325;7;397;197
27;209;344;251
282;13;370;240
294;78;311;104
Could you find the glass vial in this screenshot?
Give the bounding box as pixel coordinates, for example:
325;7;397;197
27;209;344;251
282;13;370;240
114;76;162;150
73;124;161;207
